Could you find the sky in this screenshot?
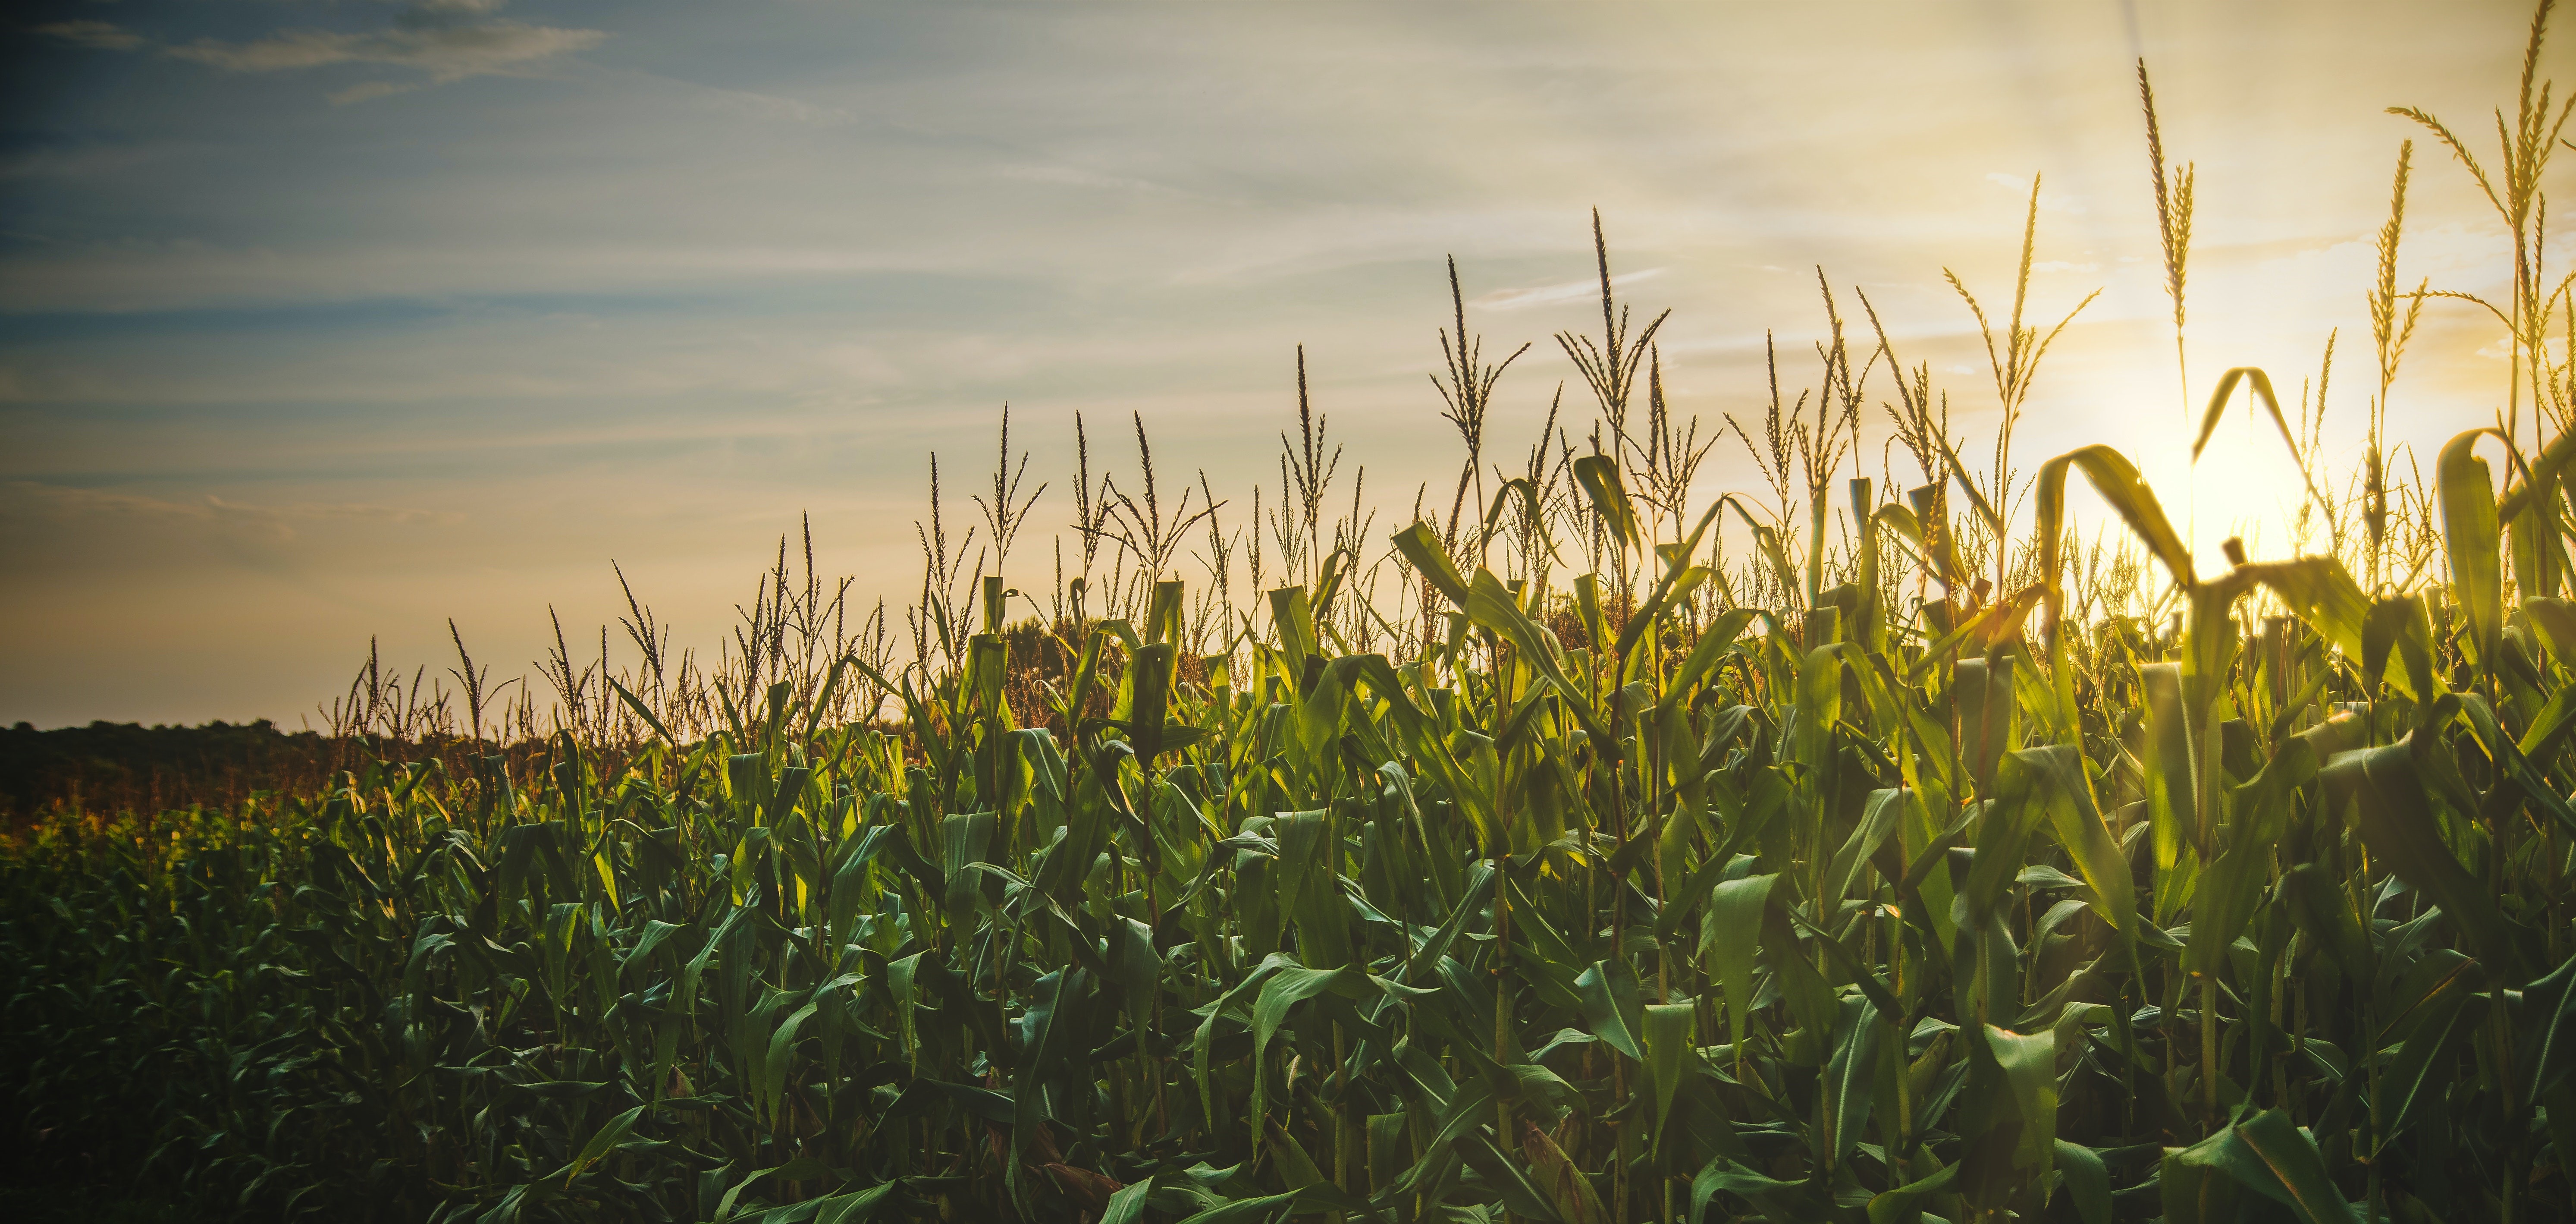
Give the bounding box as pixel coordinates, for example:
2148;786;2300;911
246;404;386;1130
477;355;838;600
0;0;2545;729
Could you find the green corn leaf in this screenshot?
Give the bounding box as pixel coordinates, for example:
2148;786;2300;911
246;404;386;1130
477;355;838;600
1610;498;1729;676
1658;609;1759;715
2232;1108;2362;1224
1270;809;1353;969
1390;521;1472;608
1710;494;1801;606
1464;567;1621;758
1825;787;1908;903
1790;642;1844;772
2379;972;2485;1146
1960;749;2058;925
2184;844;2271;978
2193;367;2290;460
759;1001;820;1120
2163;1125;2276;1224
1692;1155;1826;1224
1701;873;1778;1053
2281;864;2372;983
1572;453;1643;557
1933;429;2007;535
2138;661;2199;878
2019;746;2135;950
2322;734;2535;977
1169;1190;1303;1224
1761;906;1841;1045
1955;654;2014;796
2523;595;2576;663
1864;1159;1958;1224
1264;1118;1328;1190
1268;586;1319;677
1822;995;1883;1163
807;1181;906;1224
2051;1140;2111;1224
1643;1001;1697;1143
556;1103;643;1185
2519;953;2576;1101
2238;555;2373;672
1985;1022;2058;1175
2436;428;2504;668
2363;593;2439;708
1249;964;1373;1133
2034;444;2196;635
1573;957;1645;1061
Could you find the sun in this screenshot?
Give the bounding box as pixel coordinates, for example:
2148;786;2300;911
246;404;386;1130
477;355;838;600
2096;396;2333;576
2187;432;2326;560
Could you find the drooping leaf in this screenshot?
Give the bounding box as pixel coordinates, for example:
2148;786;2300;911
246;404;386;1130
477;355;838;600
1391;521;1472;609
2034;444;2196;635
1573;957;1646;1061
1642;1001;1697;1143
2436;428;2504;667
1701;873;1779;1053
2233;1108;2362;1224
1572;453;1644;557
2051;1139;2111;1224
2520;953;2576;1101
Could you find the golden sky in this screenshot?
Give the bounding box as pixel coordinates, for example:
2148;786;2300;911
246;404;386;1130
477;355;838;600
0;0;2545;726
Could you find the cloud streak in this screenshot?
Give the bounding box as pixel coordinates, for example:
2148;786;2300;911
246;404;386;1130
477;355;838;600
32;21;144;52
167;21;605;82
35;1;608;102
1474;268;1668;312
3;480;461;538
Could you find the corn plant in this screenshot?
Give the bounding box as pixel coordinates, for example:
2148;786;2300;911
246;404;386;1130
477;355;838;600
12;7;2576;1224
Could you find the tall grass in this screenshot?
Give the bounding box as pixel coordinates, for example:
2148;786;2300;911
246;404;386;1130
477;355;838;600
9;8;2576;1224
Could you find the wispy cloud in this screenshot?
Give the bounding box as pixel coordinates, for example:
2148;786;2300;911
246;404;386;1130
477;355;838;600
32;20;145;52
3;481;461;538
166;3;607;85
1473;268;1666;312
41;1;609;102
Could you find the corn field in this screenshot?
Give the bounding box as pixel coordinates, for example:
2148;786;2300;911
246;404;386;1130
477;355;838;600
17;8;2576;1224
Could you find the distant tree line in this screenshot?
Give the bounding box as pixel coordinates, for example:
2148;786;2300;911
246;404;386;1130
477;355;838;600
0;721;338;824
